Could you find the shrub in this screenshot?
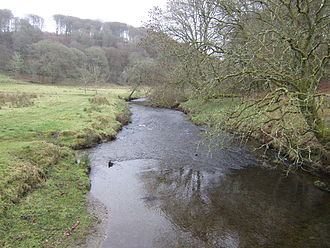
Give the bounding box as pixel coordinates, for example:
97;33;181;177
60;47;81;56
89;95;109;105
148;85;188;108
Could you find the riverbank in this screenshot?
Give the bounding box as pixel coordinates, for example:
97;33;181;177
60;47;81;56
179;97;330;175
0;75;131;247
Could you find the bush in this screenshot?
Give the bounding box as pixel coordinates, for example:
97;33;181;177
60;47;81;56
88;95;110;105
148;85;188;108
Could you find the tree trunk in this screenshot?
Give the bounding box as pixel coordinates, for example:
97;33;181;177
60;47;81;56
298;95;327;145
128;84;140;101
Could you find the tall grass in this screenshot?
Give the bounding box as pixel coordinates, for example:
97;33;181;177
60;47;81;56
0;92;38;108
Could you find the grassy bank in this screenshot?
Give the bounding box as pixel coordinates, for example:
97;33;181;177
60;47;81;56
0;75;131;247
180;97;330;173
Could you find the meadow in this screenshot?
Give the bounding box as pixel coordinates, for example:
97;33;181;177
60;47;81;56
0;75;131;247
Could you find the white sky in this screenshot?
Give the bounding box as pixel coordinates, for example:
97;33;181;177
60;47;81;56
0;0;167;31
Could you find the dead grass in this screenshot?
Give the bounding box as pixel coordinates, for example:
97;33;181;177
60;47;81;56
89;95;110;105
0;92;38;108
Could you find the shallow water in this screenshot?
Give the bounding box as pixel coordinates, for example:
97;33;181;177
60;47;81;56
89;103;330;248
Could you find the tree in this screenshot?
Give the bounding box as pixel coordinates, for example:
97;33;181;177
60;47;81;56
83;46;109;93
141;28;224;104
85;47;109;80
0;44;12;71
0;9;13;45
149;0;223;53
210;0;330;151
147;0;330;167
12;18;43;55
122;56;158;99
79;65;93;95
10;52;24;76
103;46;129;82
0;9;13;32
26;14;44;31
28;40;84;83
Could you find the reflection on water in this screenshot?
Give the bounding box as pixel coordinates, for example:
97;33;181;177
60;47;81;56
89;103;330;248
140;165;330;248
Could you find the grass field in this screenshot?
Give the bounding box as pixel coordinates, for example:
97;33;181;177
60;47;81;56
0;75;131;247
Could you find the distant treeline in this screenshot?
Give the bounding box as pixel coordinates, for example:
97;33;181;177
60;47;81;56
0;9;149;84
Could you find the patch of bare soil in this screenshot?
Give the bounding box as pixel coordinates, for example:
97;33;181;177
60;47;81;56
319;79;330;93
78;193;108;248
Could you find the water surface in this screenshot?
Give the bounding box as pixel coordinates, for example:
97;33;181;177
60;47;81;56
89;103;330;248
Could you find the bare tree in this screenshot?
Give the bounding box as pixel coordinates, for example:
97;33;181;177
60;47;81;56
214;0;330;147
26;14;44;31
147;0;330;168
0;9;13;32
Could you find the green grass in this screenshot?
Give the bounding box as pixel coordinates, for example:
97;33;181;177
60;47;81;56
181;97;330;137
0;75;132;247
180;98;241;126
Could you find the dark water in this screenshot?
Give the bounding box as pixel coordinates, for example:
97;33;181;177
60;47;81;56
89;103;330;248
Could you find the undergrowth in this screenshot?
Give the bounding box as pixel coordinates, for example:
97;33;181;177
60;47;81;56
148;85;188;108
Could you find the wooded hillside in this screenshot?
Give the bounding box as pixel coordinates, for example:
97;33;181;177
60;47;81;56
0;9;149;84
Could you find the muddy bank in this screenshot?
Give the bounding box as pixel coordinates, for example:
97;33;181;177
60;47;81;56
78;193;108;248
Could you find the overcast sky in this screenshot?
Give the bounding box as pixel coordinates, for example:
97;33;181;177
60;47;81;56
0;0;167;31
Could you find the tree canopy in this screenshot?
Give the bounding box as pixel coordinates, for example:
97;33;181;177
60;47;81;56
0;10;148;83
142;0;330;169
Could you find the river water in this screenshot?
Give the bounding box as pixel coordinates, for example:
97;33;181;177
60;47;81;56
89;102;330;248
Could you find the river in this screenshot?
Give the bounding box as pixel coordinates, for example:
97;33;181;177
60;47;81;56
88;101;330;248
